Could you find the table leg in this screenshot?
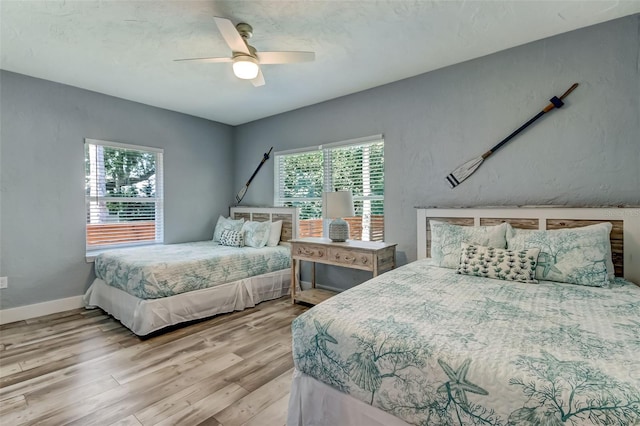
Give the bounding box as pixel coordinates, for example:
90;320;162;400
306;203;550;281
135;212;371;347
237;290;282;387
291;259;298;304
311;262;316;288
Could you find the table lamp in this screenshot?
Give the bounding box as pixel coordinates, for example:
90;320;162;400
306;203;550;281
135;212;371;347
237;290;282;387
323;190;354;242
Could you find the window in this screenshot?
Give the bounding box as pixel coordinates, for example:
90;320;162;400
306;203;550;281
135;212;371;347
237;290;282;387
85;139;163;252
274;135;384;241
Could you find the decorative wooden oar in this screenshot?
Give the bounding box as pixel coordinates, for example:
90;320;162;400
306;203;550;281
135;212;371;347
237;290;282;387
235;146;273;204
446;83;579;188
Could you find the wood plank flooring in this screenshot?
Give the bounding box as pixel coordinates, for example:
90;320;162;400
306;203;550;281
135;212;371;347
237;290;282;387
0;297;309;426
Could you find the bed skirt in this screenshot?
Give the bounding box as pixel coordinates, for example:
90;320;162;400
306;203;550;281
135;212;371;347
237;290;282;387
287;369;410;426
84;268;291;336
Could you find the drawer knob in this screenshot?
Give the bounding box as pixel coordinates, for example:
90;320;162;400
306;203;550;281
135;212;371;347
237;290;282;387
335;253;356;263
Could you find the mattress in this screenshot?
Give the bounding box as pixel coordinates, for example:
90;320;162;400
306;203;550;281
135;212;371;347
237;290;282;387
291;259;640;425
94;241;291;299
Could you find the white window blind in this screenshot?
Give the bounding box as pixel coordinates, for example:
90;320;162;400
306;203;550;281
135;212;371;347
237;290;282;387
85;139;164;251
274;136;384;241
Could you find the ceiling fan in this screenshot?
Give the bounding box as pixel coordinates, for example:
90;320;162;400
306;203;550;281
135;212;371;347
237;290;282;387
175;17;315;87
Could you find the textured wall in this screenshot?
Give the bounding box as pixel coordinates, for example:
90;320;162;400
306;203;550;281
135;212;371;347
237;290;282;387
233;15;640;290
0;71;234;309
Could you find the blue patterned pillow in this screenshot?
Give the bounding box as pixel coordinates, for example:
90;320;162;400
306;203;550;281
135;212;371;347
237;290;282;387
219;229;244;247
213;215;244;242
457;243;540;284
506;223;613;287
242;220;271;248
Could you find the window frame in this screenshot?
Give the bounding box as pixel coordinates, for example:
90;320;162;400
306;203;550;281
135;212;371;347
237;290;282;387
273;134;384;241
84;138;164;256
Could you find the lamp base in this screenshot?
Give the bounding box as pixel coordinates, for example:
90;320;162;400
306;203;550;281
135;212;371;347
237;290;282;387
329;218;350;242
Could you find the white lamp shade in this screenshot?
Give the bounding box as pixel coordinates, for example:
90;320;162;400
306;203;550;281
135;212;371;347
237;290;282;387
232;57;259;79
323;190;355;219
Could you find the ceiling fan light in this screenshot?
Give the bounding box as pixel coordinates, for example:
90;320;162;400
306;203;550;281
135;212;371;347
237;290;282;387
232;56;259;80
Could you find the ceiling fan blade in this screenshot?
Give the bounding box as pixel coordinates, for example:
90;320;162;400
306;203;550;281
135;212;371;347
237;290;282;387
251;69;265;87
173;57;232;63
256;51;315;64
214;16;250;55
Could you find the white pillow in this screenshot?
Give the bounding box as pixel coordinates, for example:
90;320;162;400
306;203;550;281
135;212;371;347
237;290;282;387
267;221;283;247
213;215;244;242
430;221;508;269
242;220;271;248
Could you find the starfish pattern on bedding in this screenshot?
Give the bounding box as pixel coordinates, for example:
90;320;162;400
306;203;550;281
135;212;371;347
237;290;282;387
313;319;338;352
437;358;488;408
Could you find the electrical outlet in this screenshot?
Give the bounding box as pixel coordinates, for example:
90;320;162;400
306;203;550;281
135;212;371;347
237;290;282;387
0;277;7;289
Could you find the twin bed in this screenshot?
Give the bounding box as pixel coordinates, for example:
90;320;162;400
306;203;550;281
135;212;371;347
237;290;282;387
287;207;640;426
84;206;298;336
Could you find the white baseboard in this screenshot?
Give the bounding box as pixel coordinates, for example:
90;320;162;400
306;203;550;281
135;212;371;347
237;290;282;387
0;295;85;325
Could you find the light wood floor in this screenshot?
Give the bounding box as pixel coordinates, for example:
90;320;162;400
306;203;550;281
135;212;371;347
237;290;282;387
0;297;309;426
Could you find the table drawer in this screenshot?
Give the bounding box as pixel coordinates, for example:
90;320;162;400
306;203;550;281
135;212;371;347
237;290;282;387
328;247;373;270
293;243;326;260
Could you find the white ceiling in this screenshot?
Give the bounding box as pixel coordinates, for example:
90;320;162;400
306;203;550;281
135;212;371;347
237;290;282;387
2;1;639;126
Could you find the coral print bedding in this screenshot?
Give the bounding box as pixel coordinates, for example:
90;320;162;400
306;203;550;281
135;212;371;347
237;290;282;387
95;241;290;299
291;259;640;426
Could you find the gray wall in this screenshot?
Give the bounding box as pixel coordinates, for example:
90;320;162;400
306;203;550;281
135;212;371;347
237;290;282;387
233;15;640;290
0;71;234;309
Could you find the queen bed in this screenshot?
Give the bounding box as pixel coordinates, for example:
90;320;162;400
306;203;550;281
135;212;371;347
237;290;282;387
84;206;298;336
287;207;640;426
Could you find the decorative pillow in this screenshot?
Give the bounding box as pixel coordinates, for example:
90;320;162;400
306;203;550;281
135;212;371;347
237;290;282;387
430;221;508;269
266;221;283;247
213;215;244;242
457;243;540;284
506;222;613;287
219;229;244;247
242;220;271;248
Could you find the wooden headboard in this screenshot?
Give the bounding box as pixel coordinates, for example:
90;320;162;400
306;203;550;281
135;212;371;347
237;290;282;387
229;206;299;242
416;207;640;284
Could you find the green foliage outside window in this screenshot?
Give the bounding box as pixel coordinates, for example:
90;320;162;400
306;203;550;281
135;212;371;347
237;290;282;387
278;142;384;219
85;144;158;222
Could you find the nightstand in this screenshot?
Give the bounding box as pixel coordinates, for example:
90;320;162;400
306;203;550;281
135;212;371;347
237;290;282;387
290;238;397;305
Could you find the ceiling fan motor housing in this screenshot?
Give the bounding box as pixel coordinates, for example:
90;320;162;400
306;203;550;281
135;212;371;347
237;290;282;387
236;23;253;40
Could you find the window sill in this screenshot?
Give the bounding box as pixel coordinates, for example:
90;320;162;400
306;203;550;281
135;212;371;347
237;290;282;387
86;251;105;263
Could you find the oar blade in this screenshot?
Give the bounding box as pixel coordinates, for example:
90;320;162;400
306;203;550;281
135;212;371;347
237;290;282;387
446;156;484;188
235;186;247;203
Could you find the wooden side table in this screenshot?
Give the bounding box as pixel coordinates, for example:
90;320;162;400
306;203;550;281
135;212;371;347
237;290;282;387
290;238;397;305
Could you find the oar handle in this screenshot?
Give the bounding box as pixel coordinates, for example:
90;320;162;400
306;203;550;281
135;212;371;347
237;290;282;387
543;83;579;112
264;146;273;160
560;83;579;100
